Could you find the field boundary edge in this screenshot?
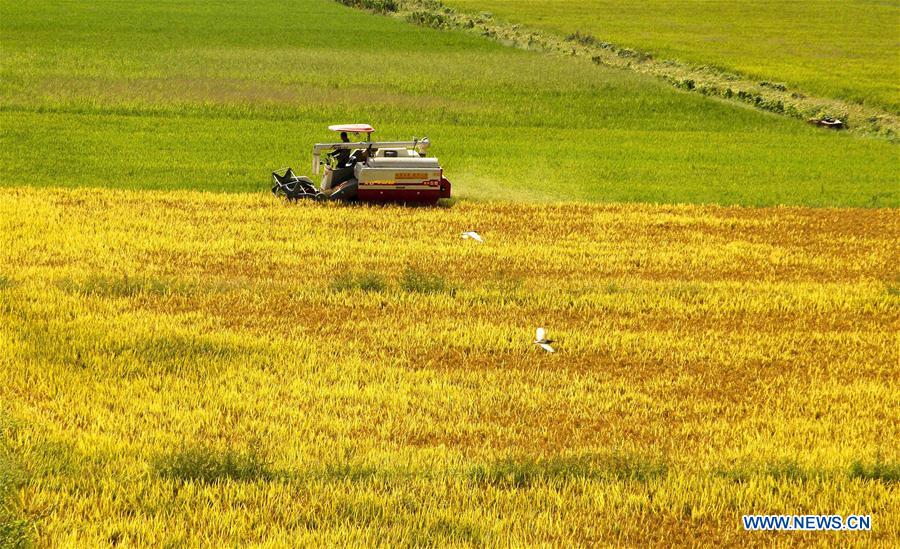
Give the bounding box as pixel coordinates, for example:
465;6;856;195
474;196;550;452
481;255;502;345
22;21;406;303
335;0;899;140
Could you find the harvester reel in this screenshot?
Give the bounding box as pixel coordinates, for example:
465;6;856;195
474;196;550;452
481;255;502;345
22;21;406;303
272;168;325;201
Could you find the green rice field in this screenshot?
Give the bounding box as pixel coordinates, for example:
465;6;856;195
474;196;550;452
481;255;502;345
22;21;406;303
0;0;897;206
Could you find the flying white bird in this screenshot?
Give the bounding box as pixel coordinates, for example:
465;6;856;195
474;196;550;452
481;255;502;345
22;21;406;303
533;327;555;353
460;231;483;243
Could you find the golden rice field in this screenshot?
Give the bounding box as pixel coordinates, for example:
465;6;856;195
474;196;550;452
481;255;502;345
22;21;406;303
0;187;898;545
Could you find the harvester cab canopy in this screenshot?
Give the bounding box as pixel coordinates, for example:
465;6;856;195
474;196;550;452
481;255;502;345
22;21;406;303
328;123;375;135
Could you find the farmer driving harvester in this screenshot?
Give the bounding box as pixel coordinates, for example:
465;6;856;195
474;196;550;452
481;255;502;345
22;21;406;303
271;124;451;203
319;124;374;197
329;131;352;167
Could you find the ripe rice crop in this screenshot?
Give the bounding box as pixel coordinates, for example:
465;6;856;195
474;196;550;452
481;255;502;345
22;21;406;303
1;188;897;545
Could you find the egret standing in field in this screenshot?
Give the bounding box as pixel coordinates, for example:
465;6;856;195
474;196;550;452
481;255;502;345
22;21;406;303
460;231;483;243
533;327;555;353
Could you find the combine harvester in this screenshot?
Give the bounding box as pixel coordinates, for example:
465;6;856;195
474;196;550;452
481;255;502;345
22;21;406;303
273;124;451;203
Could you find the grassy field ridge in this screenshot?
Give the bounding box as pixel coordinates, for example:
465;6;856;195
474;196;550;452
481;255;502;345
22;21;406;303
351;0;900;137
445;0;900;116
